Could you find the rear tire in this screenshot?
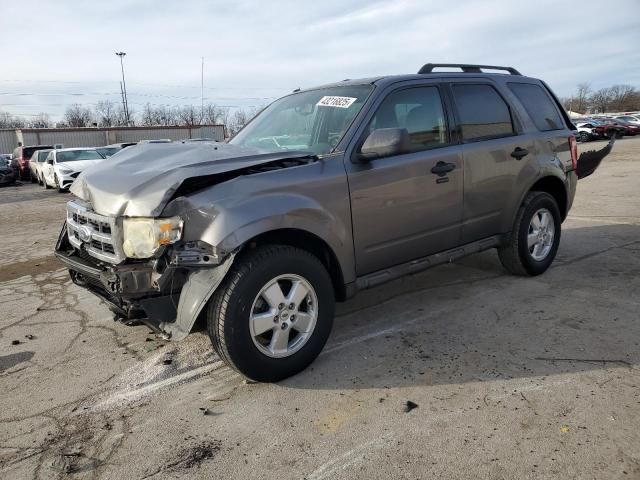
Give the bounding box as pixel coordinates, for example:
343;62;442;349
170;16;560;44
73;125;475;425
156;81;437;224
207;245;335;382
498;191;561;276
579;131;590;142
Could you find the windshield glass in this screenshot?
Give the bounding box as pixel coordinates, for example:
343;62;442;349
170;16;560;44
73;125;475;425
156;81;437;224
229;85;372;155
56;150;104;162
37;150;51;162
96;147;120;157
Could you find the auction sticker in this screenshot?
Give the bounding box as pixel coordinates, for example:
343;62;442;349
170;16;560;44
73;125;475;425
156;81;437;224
316;96;357;108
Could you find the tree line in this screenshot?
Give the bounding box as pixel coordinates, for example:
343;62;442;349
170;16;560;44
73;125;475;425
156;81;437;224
0;100;262;137
560;83;639;114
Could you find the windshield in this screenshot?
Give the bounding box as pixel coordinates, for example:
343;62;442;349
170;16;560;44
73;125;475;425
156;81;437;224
57;150;104;162
230;85;372;155
96;147;121;157
37;150;51;162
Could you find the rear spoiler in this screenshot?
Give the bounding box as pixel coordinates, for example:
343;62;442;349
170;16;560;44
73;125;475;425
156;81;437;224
576;137;615;180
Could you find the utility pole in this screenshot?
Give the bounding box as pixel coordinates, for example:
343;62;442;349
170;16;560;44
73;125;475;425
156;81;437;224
115;51;130;125
201;57;204;125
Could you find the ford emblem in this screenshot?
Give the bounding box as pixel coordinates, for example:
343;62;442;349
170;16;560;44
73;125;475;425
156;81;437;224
77;225;92;243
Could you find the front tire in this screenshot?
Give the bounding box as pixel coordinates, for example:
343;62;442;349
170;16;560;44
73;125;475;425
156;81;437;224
207;245;335;382
498;191;561;276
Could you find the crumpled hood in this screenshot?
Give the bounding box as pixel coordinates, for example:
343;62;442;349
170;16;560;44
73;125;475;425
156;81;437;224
70;142;311;217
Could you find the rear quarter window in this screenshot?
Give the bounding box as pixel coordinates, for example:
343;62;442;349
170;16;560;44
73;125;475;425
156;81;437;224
508;83;564;131
451;84;515;142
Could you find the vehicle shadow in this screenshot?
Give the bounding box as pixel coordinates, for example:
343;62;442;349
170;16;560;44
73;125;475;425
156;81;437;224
284;222;640;390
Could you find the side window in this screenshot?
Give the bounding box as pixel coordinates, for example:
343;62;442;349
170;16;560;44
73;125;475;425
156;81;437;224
508;82;564;131
365;86;448;154
452;84;515;142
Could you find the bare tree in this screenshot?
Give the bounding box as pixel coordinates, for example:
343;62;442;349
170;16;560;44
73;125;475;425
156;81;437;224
64;104;93;127
202;103;227;125
0;111;26;128
178;105;200;127
95;100;119;127
140;103;156;126
574;83;591;113
226;107;260;137
608;85;638;112
589;88;613;114
29;113;51;128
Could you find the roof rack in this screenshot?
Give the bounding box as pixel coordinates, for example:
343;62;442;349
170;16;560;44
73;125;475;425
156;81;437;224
418;63;521;75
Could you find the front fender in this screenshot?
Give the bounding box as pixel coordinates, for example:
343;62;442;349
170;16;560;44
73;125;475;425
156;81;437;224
166;189;354;284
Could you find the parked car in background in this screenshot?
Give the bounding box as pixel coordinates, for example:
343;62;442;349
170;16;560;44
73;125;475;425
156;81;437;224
11;145;54;180
41;148;106;192
577;119;622;139
29;149;52;184
96;144;126;158
574;122;598;142
0;156;18;186
615;115;640;125
601;118;640;136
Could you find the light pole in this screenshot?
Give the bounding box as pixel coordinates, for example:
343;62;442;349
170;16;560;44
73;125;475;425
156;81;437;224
115;51;130;125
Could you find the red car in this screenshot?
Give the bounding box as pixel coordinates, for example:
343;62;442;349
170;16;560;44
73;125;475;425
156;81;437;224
598;118;638;137
11;145;53;180
579;120;626;139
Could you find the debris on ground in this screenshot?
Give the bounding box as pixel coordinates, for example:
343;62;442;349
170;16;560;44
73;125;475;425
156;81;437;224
25;334;35;340
199;407;215;416
403;401;419;413
11;340;20;345
144;440;221;476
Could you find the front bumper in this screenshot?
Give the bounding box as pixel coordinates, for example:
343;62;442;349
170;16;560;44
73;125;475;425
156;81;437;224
55;225;181;326
57;171;80;190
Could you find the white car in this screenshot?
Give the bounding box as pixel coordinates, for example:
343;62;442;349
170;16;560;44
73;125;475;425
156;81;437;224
615;115;640;125
41;148;105;192
29;149;52;185
574;122;598;142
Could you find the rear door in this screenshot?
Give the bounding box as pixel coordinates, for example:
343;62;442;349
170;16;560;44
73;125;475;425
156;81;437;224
449;82;536;243
346;82;464;275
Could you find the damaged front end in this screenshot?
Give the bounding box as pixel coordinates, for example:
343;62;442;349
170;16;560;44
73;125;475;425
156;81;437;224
54;199;235;340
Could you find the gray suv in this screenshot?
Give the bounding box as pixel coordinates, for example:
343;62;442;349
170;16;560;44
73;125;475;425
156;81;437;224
55;64;606;382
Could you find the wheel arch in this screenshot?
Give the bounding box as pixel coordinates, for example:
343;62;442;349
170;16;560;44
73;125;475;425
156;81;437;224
528;175;568;221
242;228;348;302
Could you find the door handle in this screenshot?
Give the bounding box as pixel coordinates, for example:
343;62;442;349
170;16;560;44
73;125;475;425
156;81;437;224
431;161;456;177
510;147;529;160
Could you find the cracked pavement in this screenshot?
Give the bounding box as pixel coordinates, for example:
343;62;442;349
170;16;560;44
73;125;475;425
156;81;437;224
1;138;639;479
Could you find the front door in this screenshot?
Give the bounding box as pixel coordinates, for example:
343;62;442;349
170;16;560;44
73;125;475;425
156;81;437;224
346;84;464;276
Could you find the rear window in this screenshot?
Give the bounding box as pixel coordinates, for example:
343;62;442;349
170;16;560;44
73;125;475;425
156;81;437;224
452;84;515;142
56;150;103;162
508;83;564;131
22;146;53;160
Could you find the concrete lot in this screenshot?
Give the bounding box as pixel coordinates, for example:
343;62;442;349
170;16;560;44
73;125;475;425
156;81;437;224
1;138;639;479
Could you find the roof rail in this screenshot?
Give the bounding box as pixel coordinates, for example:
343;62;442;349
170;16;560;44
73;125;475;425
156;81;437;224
418;63;521;75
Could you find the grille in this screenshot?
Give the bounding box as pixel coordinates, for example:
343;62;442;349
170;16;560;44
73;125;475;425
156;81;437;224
66;200;124;264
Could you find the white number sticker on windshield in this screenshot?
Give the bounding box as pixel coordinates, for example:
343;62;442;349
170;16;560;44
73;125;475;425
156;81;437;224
316;96;357;108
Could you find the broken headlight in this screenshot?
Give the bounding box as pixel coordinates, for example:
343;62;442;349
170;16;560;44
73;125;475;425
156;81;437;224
122;216;183;259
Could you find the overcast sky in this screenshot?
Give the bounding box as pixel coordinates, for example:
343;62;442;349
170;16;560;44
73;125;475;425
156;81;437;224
1;0;639;120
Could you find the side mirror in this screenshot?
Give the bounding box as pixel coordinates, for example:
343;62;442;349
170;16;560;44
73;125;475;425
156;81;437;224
47;158;54;165
354;128;410;162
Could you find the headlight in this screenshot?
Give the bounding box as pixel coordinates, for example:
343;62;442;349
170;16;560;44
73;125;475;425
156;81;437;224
58;165;74;174
122;216;183;258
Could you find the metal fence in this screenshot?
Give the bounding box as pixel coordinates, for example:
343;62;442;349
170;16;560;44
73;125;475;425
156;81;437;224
0;125;225;153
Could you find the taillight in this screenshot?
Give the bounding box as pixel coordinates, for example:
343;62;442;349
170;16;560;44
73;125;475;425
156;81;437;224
569;135;578;170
